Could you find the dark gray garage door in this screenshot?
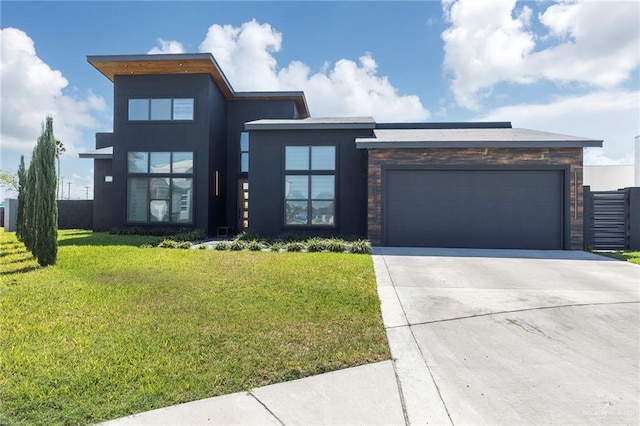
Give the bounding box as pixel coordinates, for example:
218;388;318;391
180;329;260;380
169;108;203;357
384;169;564;249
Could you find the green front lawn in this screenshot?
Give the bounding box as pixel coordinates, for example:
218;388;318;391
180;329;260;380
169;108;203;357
0;230;389;426
596;250;640;265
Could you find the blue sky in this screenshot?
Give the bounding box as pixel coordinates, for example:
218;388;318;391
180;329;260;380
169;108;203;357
1;0;639;199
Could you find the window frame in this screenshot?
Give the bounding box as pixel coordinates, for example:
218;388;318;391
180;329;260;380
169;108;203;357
126;151;195;225
239;132;249;173
127;98;195;122
283;145;337;228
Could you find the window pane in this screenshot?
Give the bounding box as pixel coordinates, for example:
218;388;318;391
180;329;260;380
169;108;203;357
173;98;194;120
150;177;170;200
171;178;193;223
312;201;334;225
128;99;148;120
150;99;171;120
285;146;309;170
150;152;171;173
240;153;249;173
150;200;169;222
128;152;148;173
240;132;249;152
311;146;335;170
285;200;308;225
285;175;308;199
172;152;193;174
127;178;148;221
311;176;334;199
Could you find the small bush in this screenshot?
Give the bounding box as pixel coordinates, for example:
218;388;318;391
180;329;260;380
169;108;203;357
215;241;232;251
270;241;284;252
198;244;207;250
158;239;178;248
247;240;264;251
285;242;305;252
139;244;154;249
327;239;347;253
306;237;328;252
229;240;246;251
348;239;371;254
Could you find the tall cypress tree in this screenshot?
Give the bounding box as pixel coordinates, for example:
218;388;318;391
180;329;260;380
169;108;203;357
22;149;37;254
33;116;58;266
16;155;26;242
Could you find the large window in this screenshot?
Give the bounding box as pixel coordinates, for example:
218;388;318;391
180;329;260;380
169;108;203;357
285;146;335;226
128;98;194;121
127;151;194;223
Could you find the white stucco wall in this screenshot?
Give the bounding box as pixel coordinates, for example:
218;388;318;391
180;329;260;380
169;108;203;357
584;165;635;191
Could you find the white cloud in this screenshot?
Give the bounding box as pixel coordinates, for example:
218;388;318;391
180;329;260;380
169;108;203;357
0;27;108;158
442;0;640;109
476;90;640;164
148;38;186;54
198;20;429;121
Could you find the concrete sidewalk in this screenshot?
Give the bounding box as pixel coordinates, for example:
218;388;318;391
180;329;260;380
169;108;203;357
99;360;405;425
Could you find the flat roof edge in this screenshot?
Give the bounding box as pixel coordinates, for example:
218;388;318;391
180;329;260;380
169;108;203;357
355;140;604;149
246;122;376;131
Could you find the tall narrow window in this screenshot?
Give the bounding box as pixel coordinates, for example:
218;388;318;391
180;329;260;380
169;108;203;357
239;132;249;172
284;146;335;226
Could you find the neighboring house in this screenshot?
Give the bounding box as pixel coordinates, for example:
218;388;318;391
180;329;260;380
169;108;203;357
80;53;602;250
583;165;635;191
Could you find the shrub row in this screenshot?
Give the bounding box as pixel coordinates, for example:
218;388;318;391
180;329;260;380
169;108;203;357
211;237;371;254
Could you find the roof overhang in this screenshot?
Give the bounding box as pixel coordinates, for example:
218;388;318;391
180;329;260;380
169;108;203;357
245;117;376;131
79;146;113;159
356;128;604;149
87;53;310;118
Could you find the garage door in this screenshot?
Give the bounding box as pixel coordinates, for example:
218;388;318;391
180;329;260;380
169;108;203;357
384;169;564;249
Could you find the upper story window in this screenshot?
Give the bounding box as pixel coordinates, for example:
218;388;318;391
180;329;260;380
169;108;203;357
239;132;249;173
128;98;194;121
284;146;336;227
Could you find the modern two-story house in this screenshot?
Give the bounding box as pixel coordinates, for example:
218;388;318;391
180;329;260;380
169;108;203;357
80;53;602;249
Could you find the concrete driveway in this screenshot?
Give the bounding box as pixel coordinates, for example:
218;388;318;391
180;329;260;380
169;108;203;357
373;248;639;425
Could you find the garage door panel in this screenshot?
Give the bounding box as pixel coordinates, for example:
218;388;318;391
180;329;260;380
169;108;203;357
384;170;563;249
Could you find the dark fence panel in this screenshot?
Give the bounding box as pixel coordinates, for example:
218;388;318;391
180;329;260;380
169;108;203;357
58;200;93;230
584;187;639;250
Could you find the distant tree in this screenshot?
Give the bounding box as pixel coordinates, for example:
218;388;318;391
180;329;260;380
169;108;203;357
33;117;58;266
0;168;18;194
55;139;66;199
16;156;26;241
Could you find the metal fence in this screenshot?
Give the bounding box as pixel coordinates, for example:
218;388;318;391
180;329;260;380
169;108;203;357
584;187;639;250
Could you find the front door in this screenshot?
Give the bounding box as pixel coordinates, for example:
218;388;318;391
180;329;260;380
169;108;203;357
238;179;249;232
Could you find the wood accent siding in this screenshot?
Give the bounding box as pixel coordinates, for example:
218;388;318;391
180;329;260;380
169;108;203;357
367;147;584;249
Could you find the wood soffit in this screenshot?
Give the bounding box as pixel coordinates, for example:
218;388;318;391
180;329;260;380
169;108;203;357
88;56;309;117
89;58;235;98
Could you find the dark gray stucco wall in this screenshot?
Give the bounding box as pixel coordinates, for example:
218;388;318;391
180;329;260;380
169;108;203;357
207;79;228;234
92;133;115;231
58;200;93;229
248;128;372;238
225;99;300;232
111;73;226;235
